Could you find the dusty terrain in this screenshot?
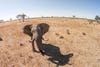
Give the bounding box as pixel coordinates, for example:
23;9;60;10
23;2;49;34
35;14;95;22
0;17;100;67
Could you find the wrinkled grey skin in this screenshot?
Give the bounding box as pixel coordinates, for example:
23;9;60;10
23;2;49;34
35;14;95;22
23;23;49;55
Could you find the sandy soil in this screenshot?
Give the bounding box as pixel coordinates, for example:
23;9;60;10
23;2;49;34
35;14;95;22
0;17;100;67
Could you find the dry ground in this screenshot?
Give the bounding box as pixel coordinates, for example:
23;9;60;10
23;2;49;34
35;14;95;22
0;17;100;67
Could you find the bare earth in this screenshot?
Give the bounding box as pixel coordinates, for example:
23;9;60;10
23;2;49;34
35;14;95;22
0;17;100;67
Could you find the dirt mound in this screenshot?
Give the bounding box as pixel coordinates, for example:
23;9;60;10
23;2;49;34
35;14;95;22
0;37;3;41
0;18;100;67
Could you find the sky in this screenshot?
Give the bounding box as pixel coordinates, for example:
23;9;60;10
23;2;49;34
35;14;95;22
0;0;100;20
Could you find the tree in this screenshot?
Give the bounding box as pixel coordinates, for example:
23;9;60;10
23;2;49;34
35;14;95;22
95;15;100;21
73;15;76;18
0;20;4;23
16;13;27;22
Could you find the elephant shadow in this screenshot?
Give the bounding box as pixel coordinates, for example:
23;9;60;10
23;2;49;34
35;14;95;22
43;44;73;66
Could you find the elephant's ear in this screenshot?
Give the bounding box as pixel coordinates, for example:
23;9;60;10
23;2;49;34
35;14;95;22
23;24;32;36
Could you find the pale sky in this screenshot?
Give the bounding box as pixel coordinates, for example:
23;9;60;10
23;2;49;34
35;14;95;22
0;0;100;20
